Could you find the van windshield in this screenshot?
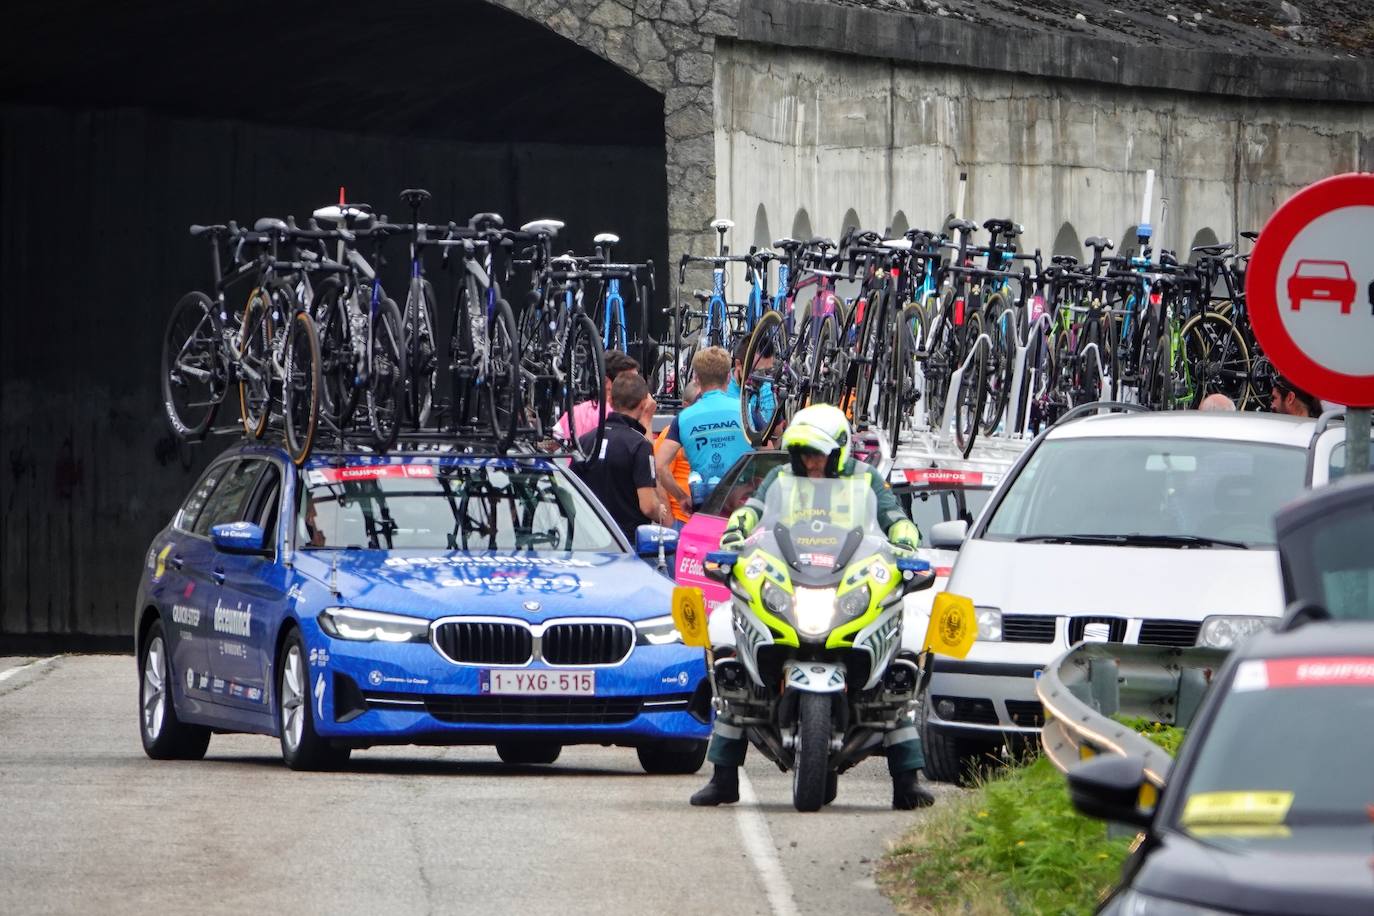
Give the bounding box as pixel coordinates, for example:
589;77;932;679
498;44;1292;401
983;437;1305;548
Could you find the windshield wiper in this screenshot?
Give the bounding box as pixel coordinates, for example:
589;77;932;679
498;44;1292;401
1015;533;1248;549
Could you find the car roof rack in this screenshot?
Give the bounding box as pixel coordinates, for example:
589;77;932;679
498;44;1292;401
1052;401;1150;427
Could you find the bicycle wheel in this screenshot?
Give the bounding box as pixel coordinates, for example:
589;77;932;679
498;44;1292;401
563;314;607;461
954;313;987;458
282;310;322;465
1142;335;1172;410
483;298;521;451
161;291;226;439
883;303;925;451
807;315;844;408
238;289;273;439
1180;311;1250;409
365;297;406;451
404;277;438;428
979;296;1016;436
741;309;786;446
311;278;353;433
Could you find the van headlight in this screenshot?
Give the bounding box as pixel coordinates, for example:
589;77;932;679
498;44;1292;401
635;615;683;646
318;607;430;643
976;607;1003;641
1198;615;1273;648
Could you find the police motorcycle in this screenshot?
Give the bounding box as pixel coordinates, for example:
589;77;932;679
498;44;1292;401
691;475;972;812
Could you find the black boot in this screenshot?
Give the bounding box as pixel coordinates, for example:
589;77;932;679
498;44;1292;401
690;764;740;806
892;770;935;810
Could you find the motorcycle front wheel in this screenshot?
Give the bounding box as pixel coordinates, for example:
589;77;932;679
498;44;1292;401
792;692;832;812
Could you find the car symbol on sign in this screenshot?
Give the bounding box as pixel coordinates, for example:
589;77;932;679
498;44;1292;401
1287;260;1356;314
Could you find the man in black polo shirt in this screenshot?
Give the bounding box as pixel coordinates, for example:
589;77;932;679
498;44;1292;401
574;373;669;540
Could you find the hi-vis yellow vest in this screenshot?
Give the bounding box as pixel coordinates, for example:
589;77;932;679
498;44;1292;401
772;474;876;530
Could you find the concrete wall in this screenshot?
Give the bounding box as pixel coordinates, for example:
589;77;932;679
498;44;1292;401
713;38;1374;259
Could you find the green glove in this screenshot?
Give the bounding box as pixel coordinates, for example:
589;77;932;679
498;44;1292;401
720;506;759;550
887;519;920;554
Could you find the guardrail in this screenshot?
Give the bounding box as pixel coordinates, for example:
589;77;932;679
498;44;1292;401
1036;642;1228;789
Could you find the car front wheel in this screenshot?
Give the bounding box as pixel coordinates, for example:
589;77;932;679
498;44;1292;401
139;619;211;760
278;629;351;771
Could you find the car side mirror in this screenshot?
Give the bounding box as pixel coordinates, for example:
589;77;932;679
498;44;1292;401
635;524;679;558
1066;755;1157;829
704;550;737;583
928;520;969;550
211;522;270;555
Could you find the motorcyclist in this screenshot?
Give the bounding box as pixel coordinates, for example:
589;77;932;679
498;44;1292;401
689;404;932;810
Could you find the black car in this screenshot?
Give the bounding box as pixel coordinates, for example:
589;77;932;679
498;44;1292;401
1277;473;1374;624
1069;621;1374;915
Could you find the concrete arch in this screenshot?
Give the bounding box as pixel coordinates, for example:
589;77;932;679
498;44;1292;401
840;208;862;239
792;208;814;242
889;211;910;238
1122;226;1140;256
1189;227;1221;260
753;203;771;249
1052;222;1080;258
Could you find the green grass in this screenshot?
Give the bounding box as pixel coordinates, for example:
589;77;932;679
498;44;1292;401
881;726;1184;916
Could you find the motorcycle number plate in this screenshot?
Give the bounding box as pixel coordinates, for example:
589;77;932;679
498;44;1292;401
480;670;595;696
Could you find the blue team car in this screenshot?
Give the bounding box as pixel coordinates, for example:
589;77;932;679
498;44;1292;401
133;440;709;772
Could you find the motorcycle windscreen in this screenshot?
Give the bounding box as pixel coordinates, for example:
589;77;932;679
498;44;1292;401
755;475;883;578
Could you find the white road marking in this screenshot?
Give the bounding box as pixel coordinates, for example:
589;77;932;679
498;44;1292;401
734;770;799;916
0;656;59;683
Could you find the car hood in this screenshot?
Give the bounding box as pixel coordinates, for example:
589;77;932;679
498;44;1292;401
948;539;1283;619
1131;830;1374;915
294;550;674;623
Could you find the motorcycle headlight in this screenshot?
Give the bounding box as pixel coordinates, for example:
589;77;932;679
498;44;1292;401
1198;615;1273;648
761;580;792;617
975;606;1002;641
794;587;838;637
837;585;871;619
318;607;430;643
635;614;683;646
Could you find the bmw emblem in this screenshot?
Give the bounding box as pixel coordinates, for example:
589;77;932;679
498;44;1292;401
186;667;195;690
677;671;689;687
368;670;383;686
523;601;541;612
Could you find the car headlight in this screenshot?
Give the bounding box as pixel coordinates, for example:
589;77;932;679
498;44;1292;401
794;587;838;637
837;585;871;619
635;615;683;646
1106;888;1232;915
1198;615;1273;648
976;606;1002;641
761;580;792;617
318;607;430;643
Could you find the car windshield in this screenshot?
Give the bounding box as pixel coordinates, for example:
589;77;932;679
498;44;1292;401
905;487;992;533
1172;656;1374;853
298;462;618;552
983;437;1305;547
1281;500;1374;621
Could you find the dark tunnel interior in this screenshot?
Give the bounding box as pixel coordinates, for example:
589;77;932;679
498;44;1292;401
0;0;669;638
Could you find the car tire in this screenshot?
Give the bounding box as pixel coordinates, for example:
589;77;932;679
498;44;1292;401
636;740;707;775
277;629;351;771
921;718;995;787
139;619;212;760
495;741;562;765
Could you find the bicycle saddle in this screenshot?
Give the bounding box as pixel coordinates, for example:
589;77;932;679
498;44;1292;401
468;212;505;231
710;218;735;231
312;204;373;227
521;218;564;236
692;289;713;301
1191;242;1233;256
983;218;1022;237
398;188;432;207
1240;230;1259;241
1084;236;1114;251
594;232;620;245
945;218;977;233
189;224;228;237
771;237;803;251
808;237;837;249
1051;255;1080;266
254;217;288;233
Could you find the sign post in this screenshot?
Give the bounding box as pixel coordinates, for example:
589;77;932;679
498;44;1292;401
1246;172;1374;474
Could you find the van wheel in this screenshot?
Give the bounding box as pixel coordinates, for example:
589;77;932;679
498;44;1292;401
921;718;996;786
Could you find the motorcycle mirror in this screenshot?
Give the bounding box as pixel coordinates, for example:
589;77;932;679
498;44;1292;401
922;592;977;659
704;550;737;584
671;586;711;649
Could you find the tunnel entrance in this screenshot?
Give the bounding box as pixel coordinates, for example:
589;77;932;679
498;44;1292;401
0;0;668;639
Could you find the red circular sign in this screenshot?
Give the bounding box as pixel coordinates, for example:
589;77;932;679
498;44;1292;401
1247;172;1374;407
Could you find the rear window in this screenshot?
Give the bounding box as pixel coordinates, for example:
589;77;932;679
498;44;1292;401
984;436;1305;547
902;487;992;533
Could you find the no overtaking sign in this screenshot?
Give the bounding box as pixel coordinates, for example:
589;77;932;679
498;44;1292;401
1247;172;1374;407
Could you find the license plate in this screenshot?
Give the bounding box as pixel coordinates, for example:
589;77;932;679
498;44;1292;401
481;670;595;696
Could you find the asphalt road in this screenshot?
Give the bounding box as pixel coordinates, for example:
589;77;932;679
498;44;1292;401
0;655;957;916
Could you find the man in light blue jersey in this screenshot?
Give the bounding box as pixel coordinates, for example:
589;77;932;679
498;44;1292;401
728;336;776;439
655;346;750;515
